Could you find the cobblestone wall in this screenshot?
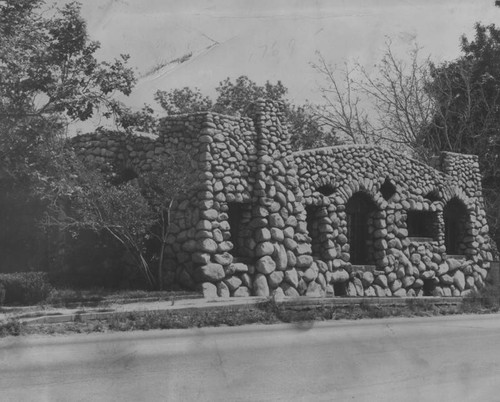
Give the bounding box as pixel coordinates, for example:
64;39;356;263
294;145;492;297
71;100;494;298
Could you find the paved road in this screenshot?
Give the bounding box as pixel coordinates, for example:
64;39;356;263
1;314;500;401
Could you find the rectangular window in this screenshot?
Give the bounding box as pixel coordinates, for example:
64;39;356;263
227;202;249;258
407;211;438;240
305;205;323;258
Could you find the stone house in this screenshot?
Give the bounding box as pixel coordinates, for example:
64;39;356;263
72;100;494;298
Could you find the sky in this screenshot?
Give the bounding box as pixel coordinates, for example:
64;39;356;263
55;0;500;131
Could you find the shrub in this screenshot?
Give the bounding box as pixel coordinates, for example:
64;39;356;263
463;283;500;312
0;319;23;337
0;272;53;305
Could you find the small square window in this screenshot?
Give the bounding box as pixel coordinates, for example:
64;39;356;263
407;211;438;239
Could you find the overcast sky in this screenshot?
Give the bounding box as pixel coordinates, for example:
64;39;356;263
55;0;500;130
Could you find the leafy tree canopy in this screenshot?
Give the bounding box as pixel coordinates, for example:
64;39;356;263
44;146;196;288
419;23;500;179
213;75;288;114
0;0;135;181
0;0;139;276
155;87;213;115
423;24;500;158
150;76;337;151
420;23;500;248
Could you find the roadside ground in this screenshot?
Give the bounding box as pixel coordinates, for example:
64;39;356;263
0;284;498;337
0;293;478;324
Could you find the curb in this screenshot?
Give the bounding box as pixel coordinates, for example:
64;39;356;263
19;296;465;325
48;292;204;309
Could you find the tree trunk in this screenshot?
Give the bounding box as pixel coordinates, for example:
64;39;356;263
157;201;173;290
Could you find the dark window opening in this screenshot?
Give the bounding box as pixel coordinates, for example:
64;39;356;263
112;167;138;185
423;279;435;296
333;282;347;296
305;205;323;258
380;178;396;201
424;190;440;202
316;184;336;196
346;192;377;265
407;211;438;239
444;198;468;255
227;203;246;258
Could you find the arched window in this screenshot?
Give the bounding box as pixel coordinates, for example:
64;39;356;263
443;198;468;255
346;192;377;265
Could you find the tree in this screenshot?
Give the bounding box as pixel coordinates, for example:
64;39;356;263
312;26;500;249
122;86;214;135
0;0;135;181
212;75;287;114
44;155;158;286
154;87;213;115
311;57;375;145
118;104;159;134
286;104;340;150
420;23;500;248
311;44;434;155
151;76;336;151
139;153;196;289
0;0;136;274
422;24;500;160
43;148;196;289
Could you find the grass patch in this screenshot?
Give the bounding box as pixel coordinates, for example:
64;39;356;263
81;299;464;335
23;321;107;336
462;284;500;313
0;319;24;337
264;298;461;324
107;306;278;332
45;288;107;307
45;288;200;308
16;311;63;319
0;272;52;306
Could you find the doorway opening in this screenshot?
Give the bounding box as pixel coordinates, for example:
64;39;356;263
346;192;377;265
443;198;468;255
305;204;324;258
227;202;249;258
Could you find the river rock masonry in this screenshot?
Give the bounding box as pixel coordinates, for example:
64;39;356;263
72;100;494;298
